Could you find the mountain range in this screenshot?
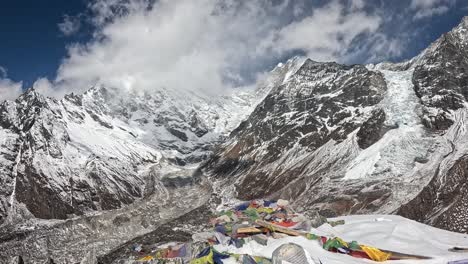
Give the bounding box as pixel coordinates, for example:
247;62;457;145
1;15;468;264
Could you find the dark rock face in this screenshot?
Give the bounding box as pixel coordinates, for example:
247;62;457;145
167;127;189;142
413;18;468;130
203;60;387;200
357;108;388;149
396;18;468;233
15;165;75;220
202;17;468;233
189;111;209;138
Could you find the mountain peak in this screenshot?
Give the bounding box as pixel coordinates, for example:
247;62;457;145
20;87;39;98
441;16;468;48
461;15;468;27
16;88;47;107
453;15;468;29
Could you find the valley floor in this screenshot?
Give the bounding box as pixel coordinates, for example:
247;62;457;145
0;166;212;264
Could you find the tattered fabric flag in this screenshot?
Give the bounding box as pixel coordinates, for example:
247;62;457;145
360;245;392;262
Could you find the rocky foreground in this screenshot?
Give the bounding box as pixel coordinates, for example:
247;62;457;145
90;200;468;264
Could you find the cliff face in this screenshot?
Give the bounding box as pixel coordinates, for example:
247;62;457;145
413;17;468;130
204;60;388;201
397;17;468;232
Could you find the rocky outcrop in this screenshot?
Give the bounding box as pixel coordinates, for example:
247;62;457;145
356;108;388;149
413;17;468;130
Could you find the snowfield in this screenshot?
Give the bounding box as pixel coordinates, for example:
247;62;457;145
216;215;468;264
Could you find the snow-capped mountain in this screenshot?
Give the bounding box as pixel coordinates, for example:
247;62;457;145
203;17;468;234
0;58;306;264
2;15;468;264
0;82;256;224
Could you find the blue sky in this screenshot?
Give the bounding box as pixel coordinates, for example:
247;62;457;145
0;0;467;100
0;0;89;87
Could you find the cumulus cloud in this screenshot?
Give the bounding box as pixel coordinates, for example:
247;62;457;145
0;66;23;102
410;0;452;19
33;77;56;97
58;15;82;36
343;33;404;63
40;0;387;98
350;0;365;10
274;1;380;61
0;66;6;78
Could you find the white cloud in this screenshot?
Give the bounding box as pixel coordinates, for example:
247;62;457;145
0;66;23;102
292;1;305;17
58;15;81;36
414;5;449;19
274;1;380;61
351;0;365;10
0;66;7;78
40;0;385;98
411;0;445;9
33;77;56;97
344;33;404;63
410;0;452;19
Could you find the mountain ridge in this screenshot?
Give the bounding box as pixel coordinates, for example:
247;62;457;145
0;80;259;223
202;16;468;233
1;15;468;264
